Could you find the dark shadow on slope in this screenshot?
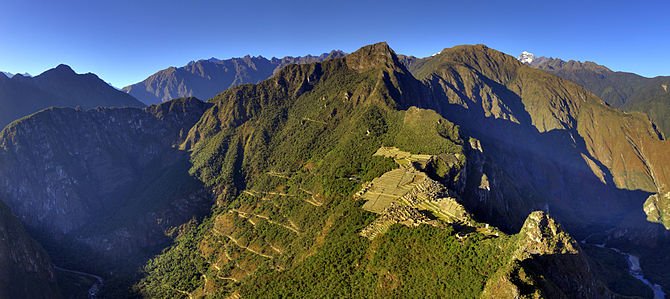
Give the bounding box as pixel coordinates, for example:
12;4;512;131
407;68;656;239
0;98;215;297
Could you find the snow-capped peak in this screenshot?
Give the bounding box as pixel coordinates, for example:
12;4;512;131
517;51;536;64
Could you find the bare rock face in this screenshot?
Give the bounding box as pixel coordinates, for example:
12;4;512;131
644;192;670;229
0;97;213;272
482;211;611;299
517;211;578;256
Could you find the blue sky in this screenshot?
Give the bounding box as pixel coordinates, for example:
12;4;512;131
1;0;668;88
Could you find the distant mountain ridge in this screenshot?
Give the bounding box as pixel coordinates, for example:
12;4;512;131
0;64;144;128
1;71;31;78
518;52;670;136
122;50;347;104
3;43;669;297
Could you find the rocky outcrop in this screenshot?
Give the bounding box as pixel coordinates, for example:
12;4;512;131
482;211;612;299
644;192;670;229
0;200;60;299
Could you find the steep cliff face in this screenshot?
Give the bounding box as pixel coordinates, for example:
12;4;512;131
122;51;346;105
405;45;670;231
482;211;610;299
0;200;61;299
0;98;213;279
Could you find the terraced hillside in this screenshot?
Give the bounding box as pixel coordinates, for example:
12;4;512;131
134;43;635;298
2;42;665;297
356;146;484;239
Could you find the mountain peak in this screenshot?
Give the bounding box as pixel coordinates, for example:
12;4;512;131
345;42;401;72
518;51;536;64
518;211;578;256
37;64;77;78
54;64;75;73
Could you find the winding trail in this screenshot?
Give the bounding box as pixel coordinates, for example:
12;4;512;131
232;209;301;234
225;235;274;259
54;266;104;299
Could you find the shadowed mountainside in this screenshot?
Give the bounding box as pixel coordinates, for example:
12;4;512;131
133;43;630;298
0;98;213;296
404;45;670;232
0;64;144;129
1;43;667;297
0;200;61;299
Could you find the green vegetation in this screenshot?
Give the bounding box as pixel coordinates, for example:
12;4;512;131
240;223;511;298
130;44;639;298
367;225;508;298
531;57;670;136
135;49;496;297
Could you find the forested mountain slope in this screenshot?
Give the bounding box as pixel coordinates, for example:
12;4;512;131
122;51;346;105
1;43;667;297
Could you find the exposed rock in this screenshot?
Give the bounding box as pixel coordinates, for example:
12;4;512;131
0;97;213;275
644;192;670;229
482;211;612;299
516;211;578;256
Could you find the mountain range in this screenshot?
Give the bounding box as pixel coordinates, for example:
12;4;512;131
518;51;670;136
0;43;669;298
0;64;144;129
122;50;346;105
1;71;31;78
